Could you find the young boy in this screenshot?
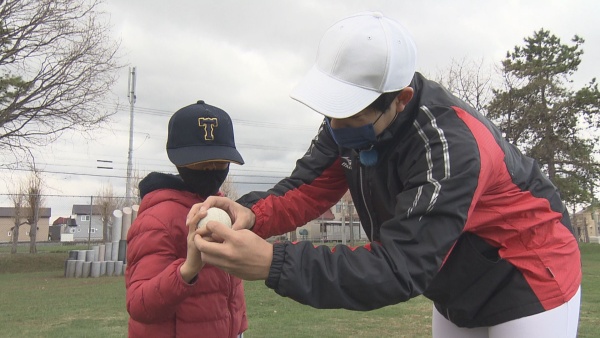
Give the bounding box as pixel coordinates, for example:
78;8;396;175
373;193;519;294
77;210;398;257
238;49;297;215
125;100;247;338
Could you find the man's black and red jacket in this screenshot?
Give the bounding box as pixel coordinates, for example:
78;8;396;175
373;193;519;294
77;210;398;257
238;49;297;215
237;72;581;328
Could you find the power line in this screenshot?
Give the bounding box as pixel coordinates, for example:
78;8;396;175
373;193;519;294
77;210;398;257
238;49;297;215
2;161;294;177
102;102;320;131
0;166;287;181
0;179;282;200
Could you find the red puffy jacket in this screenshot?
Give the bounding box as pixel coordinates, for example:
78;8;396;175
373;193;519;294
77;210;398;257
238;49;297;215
126;173;247;338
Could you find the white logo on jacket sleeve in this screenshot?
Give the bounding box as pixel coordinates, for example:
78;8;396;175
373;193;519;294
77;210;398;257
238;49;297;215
341;156;352;170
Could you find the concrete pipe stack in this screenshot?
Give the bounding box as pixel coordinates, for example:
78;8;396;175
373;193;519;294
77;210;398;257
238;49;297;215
63;204;139;278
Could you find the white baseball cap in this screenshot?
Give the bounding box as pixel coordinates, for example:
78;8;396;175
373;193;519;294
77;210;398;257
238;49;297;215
290;12;417;119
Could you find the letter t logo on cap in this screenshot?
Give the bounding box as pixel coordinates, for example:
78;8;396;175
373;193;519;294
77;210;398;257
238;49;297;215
198;117;218;140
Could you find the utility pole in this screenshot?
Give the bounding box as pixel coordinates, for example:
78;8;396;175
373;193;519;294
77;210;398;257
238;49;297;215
126;67;137;205
88;196;93;249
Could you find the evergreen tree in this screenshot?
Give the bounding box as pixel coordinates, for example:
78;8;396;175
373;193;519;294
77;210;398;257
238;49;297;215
487;29;600;208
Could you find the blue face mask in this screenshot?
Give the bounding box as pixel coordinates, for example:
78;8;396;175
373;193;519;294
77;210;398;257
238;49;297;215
326;115;381;150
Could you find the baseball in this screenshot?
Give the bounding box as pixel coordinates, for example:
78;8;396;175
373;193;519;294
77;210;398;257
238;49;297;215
197;207;232;230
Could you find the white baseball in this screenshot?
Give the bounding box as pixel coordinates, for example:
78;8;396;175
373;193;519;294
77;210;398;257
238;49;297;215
197;207;232;230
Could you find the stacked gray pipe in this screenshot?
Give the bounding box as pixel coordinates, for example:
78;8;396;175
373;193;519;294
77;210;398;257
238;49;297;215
63;204;138;278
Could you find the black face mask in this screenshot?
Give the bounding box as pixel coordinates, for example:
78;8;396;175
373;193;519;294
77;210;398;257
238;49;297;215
177;167;229;198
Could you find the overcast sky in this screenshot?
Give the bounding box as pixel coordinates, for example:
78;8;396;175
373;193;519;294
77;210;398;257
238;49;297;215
2;0;599;222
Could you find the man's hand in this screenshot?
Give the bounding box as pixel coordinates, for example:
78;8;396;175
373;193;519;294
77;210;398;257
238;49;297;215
194;221;273;281
179;220;205;284
187;196;256;232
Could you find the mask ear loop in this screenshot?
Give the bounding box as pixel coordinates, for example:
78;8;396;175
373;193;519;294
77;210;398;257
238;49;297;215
371;110;385;127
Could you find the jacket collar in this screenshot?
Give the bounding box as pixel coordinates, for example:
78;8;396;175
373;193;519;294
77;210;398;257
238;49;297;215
138;172;194;199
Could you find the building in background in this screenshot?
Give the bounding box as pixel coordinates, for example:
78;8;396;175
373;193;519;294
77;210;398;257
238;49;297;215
280;201;367;244
48;216;78;242
288;208;336;243
0;207;51;243
571;206;600;243
69;205;104;242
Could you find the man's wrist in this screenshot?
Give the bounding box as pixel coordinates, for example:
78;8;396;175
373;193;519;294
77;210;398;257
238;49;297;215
250;211;256;229
265;242;283;288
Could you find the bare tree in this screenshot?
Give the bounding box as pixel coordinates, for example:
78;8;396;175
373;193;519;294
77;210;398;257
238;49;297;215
220;175;239;200
25;170;44;254
95;183;124;242
130;167;148;205
435;57;495;113
8;186;26;254
0;0;122;161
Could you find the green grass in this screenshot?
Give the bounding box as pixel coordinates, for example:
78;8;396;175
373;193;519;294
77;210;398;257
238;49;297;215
578;244;600;338
244;281;431;337
0;243;598;337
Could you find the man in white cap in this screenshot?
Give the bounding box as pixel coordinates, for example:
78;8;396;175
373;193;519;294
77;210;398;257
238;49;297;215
190;12;581;337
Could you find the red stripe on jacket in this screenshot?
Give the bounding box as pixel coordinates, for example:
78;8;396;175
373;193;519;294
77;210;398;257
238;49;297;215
252;158;348;239
453;107;581;310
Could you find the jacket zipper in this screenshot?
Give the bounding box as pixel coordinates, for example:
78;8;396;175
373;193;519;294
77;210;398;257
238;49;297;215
359;164;375;241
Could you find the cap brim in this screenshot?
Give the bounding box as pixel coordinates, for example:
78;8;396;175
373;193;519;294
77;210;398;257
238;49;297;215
290;65;382;119
167;145;244;166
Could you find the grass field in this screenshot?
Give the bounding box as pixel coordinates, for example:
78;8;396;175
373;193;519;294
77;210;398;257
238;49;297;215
0;243;598;337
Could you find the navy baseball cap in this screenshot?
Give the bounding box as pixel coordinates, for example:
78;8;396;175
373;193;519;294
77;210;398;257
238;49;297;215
166;100;244;166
